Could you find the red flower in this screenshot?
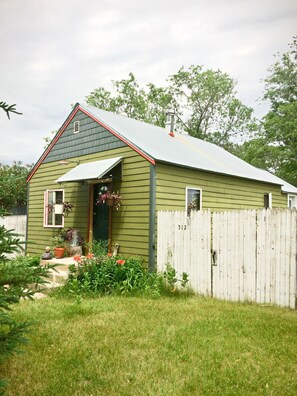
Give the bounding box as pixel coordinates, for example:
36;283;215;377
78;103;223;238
116;259;125;265
107;253;112;257
86;253;94;258
73;255;81;262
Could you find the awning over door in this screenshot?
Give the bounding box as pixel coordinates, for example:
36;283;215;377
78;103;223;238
56;157;122;183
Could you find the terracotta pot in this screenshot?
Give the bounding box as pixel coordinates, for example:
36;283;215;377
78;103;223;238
54;247;65;259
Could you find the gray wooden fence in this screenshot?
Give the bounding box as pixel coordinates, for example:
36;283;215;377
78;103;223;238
157;209;297;309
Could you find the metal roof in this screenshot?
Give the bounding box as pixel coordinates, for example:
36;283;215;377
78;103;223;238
56;157;122;183
80;104;282;186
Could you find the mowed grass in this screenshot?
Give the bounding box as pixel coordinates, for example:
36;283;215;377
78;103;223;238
2;295;297;396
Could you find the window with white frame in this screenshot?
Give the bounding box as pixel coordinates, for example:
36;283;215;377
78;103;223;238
44;190;64;227
288;194;297;209
264;192;272;209
186;187;202;216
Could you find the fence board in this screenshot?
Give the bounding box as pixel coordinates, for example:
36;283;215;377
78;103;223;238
157;209;297;309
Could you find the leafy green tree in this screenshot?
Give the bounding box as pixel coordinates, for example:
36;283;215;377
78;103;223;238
168;65;257;146
86;66;257;149
0;162;33;213
261;37;297;185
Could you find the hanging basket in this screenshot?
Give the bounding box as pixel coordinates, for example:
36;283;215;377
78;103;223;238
107;197;114;207
54;204;64;214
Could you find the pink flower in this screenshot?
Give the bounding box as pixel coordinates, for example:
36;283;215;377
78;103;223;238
86;253;94;258
107;253;112;257
116;259;125;265
73;255;81;262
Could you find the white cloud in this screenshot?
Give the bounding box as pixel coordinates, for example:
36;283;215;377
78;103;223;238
0;0;296;164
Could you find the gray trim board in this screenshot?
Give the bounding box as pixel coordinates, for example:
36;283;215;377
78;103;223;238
148;163;156;271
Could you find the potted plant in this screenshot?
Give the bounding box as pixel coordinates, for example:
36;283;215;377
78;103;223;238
51;235;68;259
61;228;84;256
47;201;74;217
96;186;122;211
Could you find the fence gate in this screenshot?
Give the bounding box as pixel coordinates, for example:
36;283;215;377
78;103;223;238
157;210;212;296
157;209;297;309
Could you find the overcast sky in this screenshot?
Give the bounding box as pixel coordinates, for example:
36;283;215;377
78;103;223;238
0;0;296;165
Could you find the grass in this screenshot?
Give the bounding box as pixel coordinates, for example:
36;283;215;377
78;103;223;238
2;294;297;395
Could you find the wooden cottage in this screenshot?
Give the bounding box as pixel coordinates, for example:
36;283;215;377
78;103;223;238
26;103;290;268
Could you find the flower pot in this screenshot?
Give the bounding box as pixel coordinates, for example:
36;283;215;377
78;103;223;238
54;204;64;214
54;247;65;259
107;197;114;207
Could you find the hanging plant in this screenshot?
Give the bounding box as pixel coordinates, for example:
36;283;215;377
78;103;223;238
96;185;122;211
47;201;74;217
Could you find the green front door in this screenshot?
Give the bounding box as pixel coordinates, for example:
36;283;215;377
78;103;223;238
93;184;110;242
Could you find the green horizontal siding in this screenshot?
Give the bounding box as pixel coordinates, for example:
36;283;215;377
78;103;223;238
27;145;151;264
155;163;287;211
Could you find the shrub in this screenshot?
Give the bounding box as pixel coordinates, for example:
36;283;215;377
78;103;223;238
0;226;55;393
64;256;163;297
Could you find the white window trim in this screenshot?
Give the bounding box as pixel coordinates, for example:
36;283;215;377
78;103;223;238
186;186;202;212
288;194;297;209
264;192;272;209
73;120;80;134
44;189;65;228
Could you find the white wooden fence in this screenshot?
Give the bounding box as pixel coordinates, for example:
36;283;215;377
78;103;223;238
157;209;297;309
0;215;27;256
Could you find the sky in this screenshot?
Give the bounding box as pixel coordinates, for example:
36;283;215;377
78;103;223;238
0;0;296;165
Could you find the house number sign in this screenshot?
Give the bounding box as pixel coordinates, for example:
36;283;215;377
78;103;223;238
177;225;187;230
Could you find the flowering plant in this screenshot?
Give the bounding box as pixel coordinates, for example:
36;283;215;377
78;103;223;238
96;186;122;211
47;201;74;217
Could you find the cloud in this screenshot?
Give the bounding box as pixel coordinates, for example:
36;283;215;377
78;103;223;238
0;0;296;164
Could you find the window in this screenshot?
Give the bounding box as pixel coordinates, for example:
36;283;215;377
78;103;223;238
288;195;297;209
264;193;272;209
186;187;202;215
44;190;64;227
73;120;80;134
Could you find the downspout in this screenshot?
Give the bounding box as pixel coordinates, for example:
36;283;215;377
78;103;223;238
148;163;156;271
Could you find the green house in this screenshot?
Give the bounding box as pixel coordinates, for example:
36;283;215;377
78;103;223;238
27;103;289;269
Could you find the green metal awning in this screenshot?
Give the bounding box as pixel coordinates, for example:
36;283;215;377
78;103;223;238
56;157;122;183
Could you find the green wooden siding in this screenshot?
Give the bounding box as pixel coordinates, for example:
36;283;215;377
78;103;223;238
155;162;287;211
27;145;151;263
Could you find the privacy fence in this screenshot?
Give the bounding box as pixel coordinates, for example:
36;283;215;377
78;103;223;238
157;209;297;309
0;215;27;251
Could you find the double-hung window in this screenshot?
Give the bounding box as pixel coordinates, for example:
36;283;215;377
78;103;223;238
44;189;64;227
186;187;202;216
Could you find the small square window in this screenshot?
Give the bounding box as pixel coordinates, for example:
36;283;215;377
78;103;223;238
73;120;80;134
44;190;64;227
186;187;202;215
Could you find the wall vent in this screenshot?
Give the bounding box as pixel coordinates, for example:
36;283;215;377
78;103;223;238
73;121;80;134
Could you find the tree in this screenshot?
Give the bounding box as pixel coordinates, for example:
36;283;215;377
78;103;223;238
167;65;257;147
0;101;22;119
0;162;33;214
0;226;54;392
86;66;257;149
261;37;297;185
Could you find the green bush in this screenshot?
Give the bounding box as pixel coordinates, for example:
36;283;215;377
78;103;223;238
64;256;163;297
0;226;54;393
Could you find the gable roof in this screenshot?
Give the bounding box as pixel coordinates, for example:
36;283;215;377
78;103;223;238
28;102;282;186
79;104;281;186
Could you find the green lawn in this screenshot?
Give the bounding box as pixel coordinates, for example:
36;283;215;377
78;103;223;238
2;295;297;396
